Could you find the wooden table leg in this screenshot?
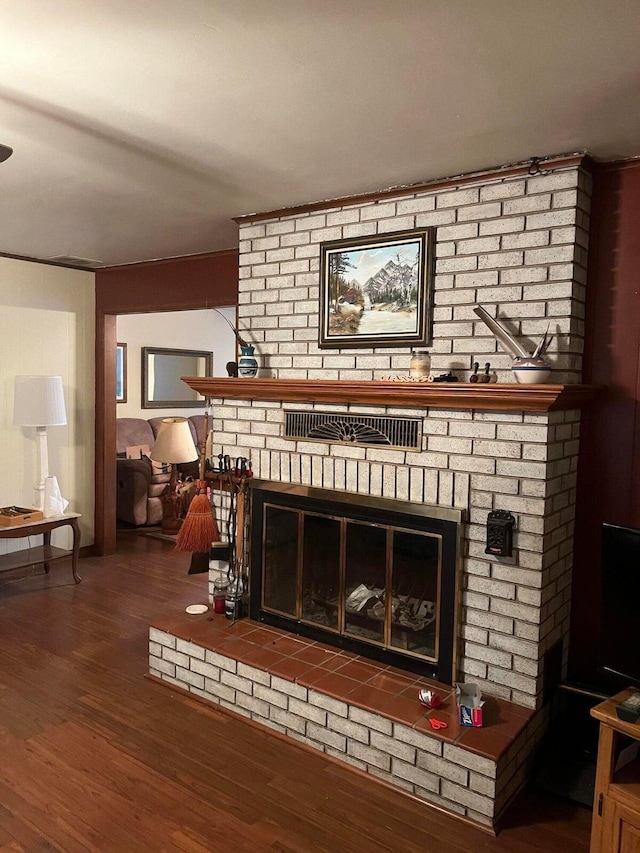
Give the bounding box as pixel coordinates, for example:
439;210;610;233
70;516;81;583
43;530;51;574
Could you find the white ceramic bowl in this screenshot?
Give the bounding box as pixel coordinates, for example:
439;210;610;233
512;358;551;384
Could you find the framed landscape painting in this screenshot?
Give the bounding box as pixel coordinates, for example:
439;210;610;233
319;228;434;348
116;342;127;403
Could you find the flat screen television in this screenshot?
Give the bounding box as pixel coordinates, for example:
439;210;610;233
600;523;640;690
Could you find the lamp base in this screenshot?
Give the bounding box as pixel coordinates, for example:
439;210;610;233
161;492;183;536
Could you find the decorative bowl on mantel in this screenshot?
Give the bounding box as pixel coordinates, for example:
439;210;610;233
511;357;551;384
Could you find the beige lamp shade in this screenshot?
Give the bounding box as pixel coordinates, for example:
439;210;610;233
149;417;197;464
13;375;67;426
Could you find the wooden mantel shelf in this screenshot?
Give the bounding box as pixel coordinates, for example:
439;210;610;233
182;377;599;413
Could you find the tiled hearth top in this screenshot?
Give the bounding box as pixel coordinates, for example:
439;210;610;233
151;612;534;762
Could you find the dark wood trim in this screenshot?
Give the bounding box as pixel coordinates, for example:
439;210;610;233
94;250;239;556
181;377;599;413
0;251;99;271
234;154;590;224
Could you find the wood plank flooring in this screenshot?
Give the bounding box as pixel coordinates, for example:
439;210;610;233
0;533;592;852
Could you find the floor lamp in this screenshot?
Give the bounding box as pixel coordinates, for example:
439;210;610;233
150;417;198;535
13;375;68;514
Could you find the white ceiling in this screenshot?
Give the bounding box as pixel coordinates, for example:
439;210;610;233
0;0;639;268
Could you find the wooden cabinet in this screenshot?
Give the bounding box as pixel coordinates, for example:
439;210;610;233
590;689;640;853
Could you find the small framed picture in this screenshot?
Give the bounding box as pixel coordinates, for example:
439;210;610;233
319;228;434;348
116;342;127;403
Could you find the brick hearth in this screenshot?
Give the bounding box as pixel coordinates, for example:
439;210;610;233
149;612;538;831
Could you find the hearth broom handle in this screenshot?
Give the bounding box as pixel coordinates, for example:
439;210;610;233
233;474;247;621
176;409;221;560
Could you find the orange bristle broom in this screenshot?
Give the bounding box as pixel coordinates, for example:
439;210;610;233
175;479;220;553
176;412;220;556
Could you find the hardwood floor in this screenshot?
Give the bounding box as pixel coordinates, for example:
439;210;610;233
0;533;592;852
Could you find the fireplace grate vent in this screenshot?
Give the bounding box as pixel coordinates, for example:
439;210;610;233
284;410;422;449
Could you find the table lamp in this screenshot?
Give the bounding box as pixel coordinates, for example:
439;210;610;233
13;375;68;514
149;417;198;535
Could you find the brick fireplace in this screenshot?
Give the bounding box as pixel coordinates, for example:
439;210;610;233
152;154;597;828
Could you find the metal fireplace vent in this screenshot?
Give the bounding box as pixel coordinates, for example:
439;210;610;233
284;410;422;450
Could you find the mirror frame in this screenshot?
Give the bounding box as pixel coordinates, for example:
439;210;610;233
141;346;213;408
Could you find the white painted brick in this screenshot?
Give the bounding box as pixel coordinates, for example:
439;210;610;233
235;692;270;717
478;251;523;269
162;648;190;668
394;723;444;755
480;180;526;200
150;656;176;677
149;629;176;649
443;744;497;777
370;731;417;763
360;202;397;220
347;740;391;771
458;202;502;221
470;771;497;797
191;659;221;681
176;640;206;660
503;195;551;215
527;171;578;193
438;223;478;241
289;697;327;725
349;706;393;734
437;187;480;208
176;667;205;690
205;680;236;703
270;706;307;734
326;209;360;226
502;231;549;250
272;676;308;701
379;215;415;233
466;609;514;634
500;266;547;284
397;196;436;215
221;671;254;695
524;245;576;265
307;722;347;752
479;216;525;235
458;236;501;255
436;256;478;273
328;713;370;743
149;641;162;657
526;209;576;229
295;213;327;231
392;759;440;793
240;223;267;239
205;651;237;673
487;667;537;694
417;752;470;785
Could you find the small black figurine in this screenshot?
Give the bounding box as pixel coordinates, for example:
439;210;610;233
469;362;479;383
226;361;238;377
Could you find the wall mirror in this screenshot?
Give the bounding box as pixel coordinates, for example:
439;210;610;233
142;347;212;408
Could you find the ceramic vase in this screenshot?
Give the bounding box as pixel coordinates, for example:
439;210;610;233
511;357;550;384
238;344;259;378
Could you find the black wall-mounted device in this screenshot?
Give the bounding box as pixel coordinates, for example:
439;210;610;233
485;510;515;557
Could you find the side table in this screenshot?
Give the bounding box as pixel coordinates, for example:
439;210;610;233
0;512;81;583
590;687;640;852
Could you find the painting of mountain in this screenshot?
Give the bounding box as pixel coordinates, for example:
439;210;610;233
319;229;432;348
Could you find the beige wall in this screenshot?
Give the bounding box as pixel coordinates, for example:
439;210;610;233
0;257;95;553
116;306;236;420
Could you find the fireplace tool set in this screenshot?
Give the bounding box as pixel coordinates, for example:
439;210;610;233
212;453;253;621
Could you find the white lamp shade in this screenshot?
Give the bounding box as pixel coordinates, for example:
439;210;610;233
149;417;198;464
13;375;67;426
